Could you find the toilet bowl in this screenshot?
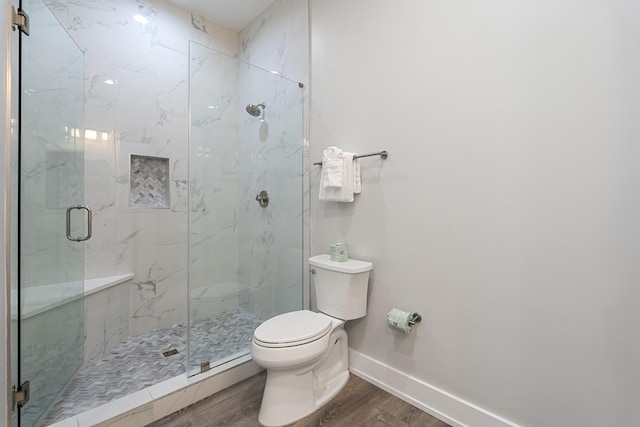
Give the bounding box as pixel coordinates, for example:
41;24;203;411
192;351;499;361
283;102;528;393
251;310;348;426
251;255;373;426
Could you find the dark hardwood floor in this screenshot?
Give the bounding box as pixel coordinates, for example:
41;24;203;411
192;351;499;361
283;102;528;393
148;371;451;427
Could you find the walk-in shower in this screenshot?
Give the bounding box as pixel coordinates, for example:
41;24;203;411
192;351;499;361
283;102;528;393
10;0;307;425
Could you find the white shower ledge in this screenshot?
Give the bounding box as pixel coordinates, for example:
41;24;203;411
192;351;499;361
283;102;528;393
11;273;134;319
84;274;134;297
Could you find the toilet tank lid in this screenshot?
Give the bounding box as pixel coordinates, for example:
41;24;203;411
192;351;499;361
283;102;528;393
308;254;373;273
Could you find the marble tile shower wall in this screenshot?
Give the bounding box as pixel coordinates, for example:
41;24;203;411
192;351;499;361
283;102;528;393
235;68;304;319
188;0;310;323
43;0;239;337
237;0;309;319
240;0;309;83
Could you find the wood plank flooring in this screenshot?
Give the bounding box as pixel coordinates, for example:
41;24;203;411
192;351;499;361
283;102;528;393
148;372;451;427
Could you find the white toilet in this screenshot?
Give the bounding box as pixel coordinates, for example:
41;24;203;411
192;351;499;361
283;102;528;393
251;254;373;426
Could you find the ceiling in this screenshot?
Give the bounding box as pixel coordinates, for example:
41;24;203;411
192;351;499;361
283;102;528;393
169;0;276;31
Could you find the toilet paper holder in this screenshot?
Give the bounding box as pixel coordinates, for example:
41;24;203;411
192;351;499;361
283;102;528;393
408;313;422;326
387;309;422;334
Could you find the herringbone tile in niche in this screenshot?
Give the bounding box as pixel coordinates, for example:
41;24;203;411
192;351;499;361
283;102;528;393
130;154;170;209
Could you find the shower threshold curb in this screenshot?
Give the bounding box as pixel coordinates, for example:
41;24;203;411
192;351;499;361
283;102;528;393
47;355;262;427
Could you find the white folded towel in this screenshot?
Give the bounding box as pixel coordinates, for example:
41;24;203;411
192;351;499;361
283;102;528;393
319;149;361;202
321;147;344;189
353;157;361;194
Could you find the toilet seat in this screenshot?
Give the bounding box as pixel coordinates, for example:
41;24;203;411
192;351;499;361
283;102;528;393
254;310;332;348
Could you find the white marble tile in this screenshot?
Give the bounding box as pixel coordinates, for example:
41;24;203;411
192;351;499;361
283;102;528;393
169;160;189;213
156;210;188;246
146;374;188;400
239;0;307;82
113;211;156;274
76;389;153;427
238;1;310;323
189;281;240;321
151;380;206;420
188;12;239;55
129;279;157;336
84;207;117;280
154;244;188;328
43;0;69;27
92;404;154;427
156;47;188;125
115;68;157;145
84;281;130;365
47;416;80;427
232;56;306;318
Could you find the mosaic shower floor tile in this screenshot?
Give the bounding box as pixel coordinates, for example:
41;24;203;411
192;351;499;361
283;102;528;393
41;308;262;426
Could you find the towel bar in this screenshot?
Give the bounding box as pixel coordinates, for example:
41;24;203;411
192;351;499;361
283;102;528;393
313;150;388;166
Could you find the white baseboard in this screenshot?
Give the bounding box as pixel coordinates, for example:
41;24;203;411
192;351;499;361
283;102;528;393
348;349;519;427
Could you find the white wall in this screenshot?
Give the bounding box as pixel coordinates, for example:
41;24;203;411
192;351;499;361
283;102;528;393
310;1;640;426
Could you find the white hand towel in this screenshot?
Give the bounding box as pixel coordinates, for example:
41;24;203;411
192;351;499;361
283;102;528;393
353;156;361;194
319;152;355;202
321;147;344;189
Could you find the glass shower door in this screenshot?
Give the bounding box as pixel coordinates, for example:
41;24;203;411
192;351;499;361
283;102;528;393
188;42;304;375
17;0;86;425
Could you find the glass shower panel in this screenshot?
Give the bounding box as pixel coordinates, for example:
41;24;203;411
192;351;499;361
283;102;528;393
188;42;304;375
236;62;304;321
18;0;85;424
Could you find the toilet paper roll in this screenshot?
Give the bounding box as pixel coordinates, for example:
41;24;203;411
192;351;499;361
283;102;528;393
387;308;416;334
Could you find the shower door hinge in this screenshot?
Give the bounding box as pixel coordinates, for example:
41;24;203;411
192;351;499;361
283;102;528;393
12;381;30;410
12;7;30;36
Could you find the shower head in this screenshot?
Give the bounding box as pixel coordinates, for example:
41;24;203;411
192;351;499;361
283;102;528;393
246;103;265;118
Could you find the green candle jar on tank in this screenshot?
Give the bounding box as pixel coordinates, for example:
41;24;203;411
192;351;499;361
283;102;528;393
330;242;349;262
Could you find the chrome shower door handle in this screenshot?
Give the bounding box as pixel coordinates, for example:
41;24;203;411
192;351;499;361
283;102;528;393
66;205;92;242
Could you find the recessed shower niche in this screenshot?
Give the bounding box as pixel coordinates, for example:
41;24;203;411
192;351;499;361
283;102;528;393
129;154;171;209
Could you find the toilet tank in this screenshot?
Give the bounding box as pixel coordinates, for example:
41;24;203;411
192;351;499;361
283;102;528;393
309;254;373;320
